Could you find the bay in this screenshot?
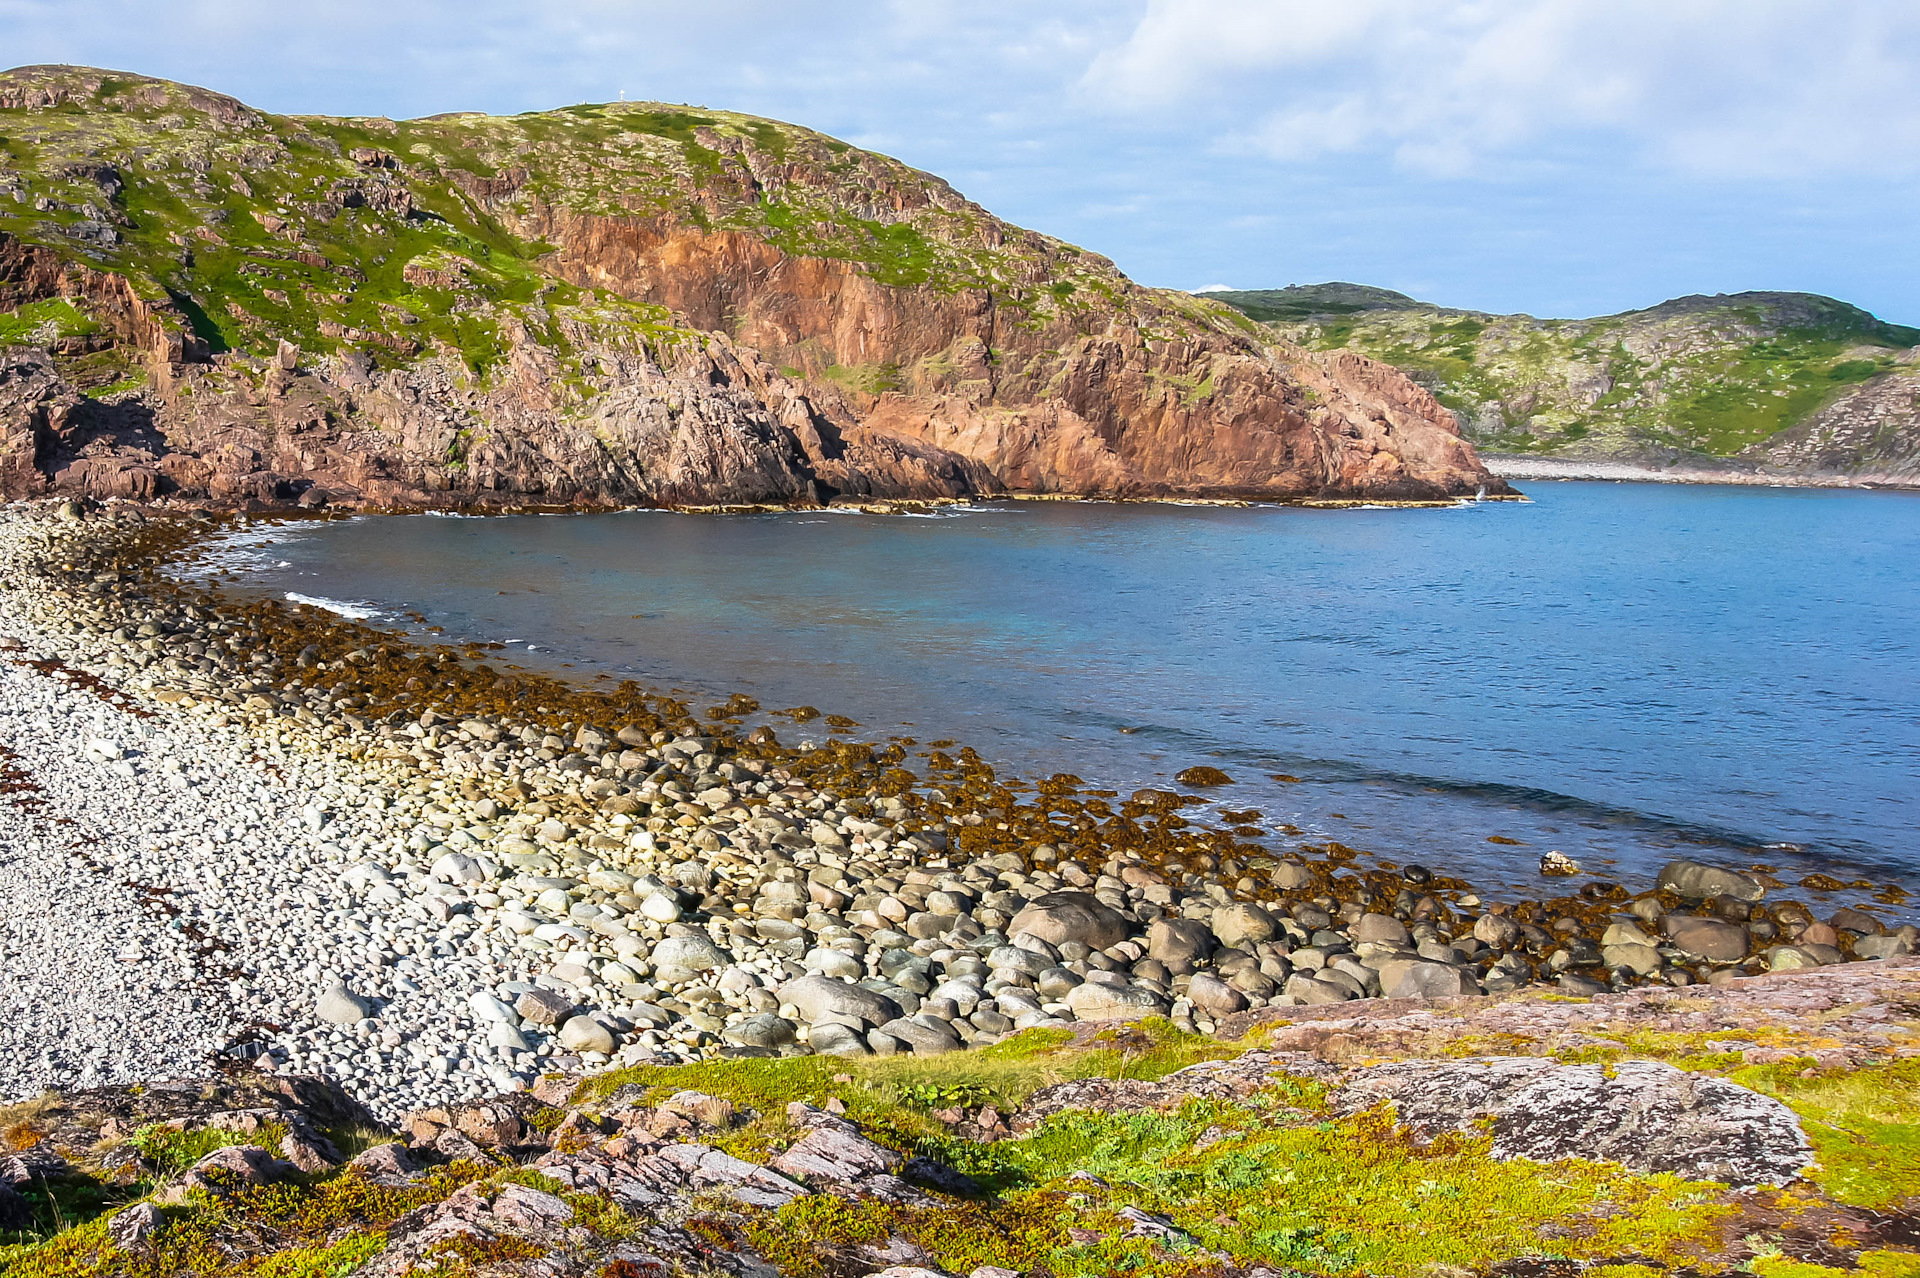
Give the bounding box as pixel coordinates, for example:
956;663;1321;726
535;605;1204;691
203;482;1920;907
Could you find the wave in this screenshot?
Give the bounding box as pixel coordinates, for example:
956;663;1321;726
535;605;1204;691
283;592;383;620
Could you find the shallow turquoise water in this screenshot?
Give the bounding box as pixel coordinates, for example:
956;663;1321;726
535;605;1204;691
209;482;1920;906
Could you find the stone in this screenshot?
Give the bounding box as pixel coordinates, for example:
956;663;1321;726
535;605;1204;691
430;851;483;884
558;1015;617;1054
804;947;863;980
1185;972;1248;1016
1210;902;1279;949
1335;1057;1811;1189
653;933;732;972
1538;851;1581;876
1764;945;1827;971
1601;922;1656;948
986;945;1051;977
0;1183;31;1232
1473;913;1523;947
640;891;683;923
1283;973;1353;1005
468;991;516;1023
770;1123;905;1182
779;975;902;1026
1065;981;1168;1022
724;1013;798;1048
807;1021;872;1056
182;1145;300;1196
1147;916;1215;965
1349;913;1411;947
516;988;575;1025
641;1143;807;1208
488;1021;531;1050
1853;935;1912;960
106;1202;163;1250
1602;942;1663;976
1660;915;1750;962
348;1143;424;1183
878;1016;964;1055
1009;892;1131;950
1658;860;1766;903
1271;862;1319;891
1380;959;1478;999
316;983;372;1025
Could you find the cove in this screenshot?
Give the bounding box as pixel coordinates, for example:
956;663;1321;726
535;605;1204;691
202;482;1920;907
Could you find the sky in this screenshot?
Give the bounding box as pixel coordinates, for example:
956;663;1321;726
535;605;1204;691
3;0;1917;323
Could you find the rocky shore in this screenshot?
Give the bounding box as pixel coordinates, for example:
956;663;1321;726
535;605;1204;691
1;497;1915;1131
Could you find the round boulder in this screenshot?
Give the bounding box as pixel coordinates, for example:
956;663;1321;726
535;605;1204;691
558;1015;617;1054
1010;892;1131;951
652;934;732;973
1210;902;1279;949
316;984;372;1025
1660;914;1750;962
1657;860;1766;903
1147;916;1215;967
778;975;902;1026
1064;981;1168;1022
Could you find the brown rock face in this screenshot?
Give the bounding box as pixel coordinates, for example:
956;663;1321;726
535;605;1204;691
518;210;1504;502
0;66;1511;509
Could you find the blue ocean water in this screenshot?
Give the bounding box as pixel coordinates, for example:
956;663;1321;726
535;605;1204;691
204;483;1920;907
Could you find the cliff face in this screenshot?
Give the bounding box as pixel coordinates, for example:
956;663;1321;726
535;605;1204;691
0;66;1504;508
1216;285;1920;482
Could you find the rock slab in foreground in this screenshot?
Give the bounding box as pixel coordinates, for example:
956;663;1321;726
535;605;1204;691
1334;1056;1813;1189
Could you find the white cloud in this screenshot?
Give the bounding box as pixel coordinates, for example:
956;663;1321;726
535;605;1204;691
1082;0;1920;179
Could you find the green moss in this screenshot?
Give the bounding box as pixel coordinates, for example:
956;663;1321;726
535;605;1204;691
0;298;101;345
129;1122;287;1178
1731;1059;1920;1209
244;1235;383;1278
1753;1250;1920;1278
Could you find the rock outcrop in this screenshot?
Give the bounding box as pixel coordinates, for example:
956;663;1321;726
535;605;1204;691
0;65;1507;509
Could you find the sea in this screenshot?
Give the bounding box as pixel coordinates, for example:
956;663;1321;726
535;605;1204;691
194;481;1920;913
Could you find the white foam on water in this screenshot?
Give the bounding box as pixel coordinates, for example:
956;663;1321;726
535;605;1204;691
283;592;382;620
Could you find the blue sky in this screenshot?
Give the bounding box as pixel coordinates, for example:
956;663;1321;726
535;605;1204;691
4;0;1917;323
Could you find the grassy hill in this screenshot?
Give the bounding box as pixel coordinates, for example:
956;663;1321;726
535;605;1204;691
1210;285;1920;467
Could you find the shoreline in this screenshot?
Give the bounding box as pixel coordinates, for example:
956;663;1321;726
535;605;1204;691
1481;454;1920;490
1;498;1913;1122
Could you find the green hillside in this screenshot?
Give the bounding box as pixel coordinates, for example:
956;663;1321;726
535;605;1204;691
1211;285;1920;461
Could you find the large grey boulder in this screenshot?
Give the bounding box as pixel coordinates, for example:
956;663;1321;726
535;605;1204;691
1210;902;1279;949
1657;860;1766;902
778;975;902;1026
1064;981;1168;1022
1010;892;1131;950
1350;913;1411;947
1379;958;1478;999
1661;914;1750;962
1334;1056;1811;1188
1147;916;1215;966
558;1015;617;1054
1184;973;1248;1017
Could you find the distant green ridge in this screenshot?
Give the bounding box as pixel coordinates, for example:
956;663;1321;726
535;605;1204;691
1209;284;1920;461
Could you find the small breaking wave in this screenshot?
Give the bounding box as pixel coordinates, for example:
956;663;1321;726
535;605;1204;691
284;592;382;620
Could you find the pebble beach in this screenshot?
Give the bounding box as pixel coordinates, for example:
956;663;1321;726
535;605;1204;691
3;497;1913;1124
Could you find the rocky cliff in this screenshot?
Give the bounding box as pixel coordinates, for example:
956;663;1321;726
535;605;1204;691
0;66;1505;508
1213;284;1920;484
